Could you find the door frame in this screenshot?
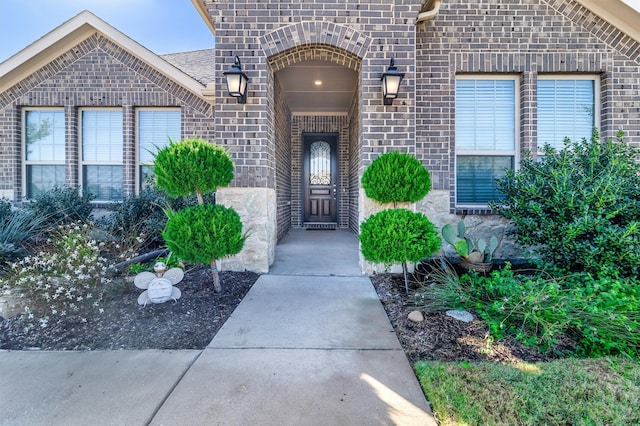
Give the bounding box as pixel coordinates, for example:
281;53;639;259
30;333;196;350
302;132;339;224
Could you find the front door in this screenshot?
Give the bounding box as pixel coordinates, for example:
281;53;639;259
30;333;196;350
303;133;338;224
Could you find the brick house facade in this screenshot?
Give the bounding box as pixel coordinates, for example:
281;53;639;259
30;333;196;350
1;1;639;273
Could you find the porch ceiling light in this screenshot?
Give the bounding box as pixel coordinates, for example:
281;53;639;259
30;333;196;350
381;57;405;105
223;55;248;104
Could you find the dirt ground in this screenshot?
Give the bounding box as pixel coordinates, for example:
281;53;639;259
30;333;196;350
0;267;258;350
370;272;560;364
3;266;558;363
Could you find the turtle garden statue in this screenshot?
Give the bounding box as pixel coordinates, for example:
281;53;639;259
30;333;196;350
134;261;184;306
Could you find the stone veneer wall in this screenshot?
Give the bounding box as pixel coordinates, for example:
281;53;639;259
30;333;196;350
290;114;350;229
273;78;292;241
0;35;214;200
216;187;276;274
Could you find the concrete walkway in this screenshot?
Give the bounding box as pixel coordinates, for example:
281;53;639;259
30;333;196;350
0;229;436;425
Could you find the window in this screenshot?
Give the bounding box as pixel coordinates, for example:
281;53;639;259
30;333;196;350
455;76;518;206
81;109;123;201
137;109;181;189
537;76;598;151
23;109;65;198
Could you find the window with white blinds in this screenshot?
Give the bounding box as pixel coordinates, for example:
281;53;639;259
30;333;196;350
137;109;181;189
455;77;517;206
537;77;597;151
81;109;123;201
23;109;66;198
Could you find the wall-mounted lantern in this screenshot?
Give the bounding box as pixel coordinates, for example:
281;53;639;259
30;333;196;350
381;57;404;105
223;55;248;104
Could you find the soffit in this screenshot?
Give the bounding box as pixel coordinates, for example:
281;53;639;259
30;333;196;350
568;0;640;44
275;59;358;114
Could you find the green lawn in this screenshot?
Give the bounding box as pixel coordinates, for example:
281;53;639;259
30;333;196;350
415;357;640;426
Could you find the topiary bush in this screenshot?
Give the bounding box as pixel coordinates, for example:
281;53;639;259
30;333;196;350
361;151;431;205
360;208;441;268
492;130;640;277
154;138;233;204
359;152;440;293
25;185;94;226
154;138;244;291
163;204;246;292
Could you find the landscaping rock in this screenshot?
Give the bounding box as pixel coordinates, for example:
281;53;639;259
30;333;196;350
446;310;474;323
408;310;424;323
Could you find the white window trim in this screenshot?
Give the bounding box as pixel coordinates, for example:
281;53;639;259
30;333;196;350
454;74;520;209
79;107;124;202
536;74;600;154
135;107;181;194
22;107;65;199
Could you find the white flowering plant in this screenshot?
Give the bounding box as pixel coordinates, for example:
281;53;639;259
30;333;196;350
2;222;112;328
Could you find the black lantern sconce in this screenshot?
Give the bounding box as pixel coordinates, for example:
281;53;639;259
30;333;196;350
223;55;249;104
380;57;405;105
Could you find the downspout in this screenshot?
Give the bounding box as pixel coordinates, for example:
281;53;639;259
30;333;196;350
416;0;442;23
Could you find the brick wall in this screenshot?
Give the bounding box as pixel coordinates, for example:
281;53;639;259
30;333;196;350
0;35;214;200
416;0;640;213
274;78;292;241
348;87;361;234
205;0;420;191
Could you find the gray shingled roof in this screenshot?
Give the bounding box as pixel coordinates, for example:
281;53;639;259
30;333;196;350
161;49;215;85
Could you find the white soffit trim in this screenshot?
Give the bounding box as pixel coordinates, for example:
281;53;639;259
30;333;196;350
0;10;206;99
191;0;216;35
574;0;640;44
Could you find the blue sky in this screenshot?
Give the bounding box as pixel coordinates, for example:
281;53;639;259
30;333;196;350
0;0;215;63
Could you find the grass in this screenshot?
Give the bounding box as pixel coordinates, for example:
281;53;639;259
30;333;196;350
415;357;640;426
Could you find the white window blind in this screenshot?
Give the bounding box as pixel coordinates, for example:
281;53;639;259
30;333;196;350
81;110;123;201
24;109;65;198
137;109;181;188
138;110;181;163
537;78;595;150
455;78;516;206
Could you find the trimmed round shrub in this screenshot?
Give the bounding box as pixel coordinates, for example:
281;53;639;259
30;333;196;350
359;208;441;266
493;130;640;277
361;152;431;204
162;204;246;265
154;138;234;199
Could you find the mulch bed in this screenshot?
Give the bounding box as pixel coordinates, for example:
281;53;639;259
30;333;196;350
3;264;565;364
370;272;561;364
0;267;259;351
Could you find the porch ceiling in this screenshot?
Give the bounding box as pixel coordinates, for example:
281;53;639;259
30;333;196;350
275;60;358;114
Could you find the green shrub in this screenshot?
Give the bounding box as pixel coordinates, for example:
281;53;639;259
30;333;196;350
417;263;640;358
163;204;246;291
154;138;242;291
493;130;640;277
154;138;233;203
361;152;431;205
360;208;441;292
26;186;94;226
99;187;171;251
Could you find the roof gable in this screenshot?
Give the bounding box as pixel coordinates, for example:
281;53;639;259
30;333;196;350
0;10;207;100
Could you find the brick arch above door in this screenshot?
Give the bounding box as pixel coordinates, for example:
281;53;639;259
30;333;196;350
259;21;372;68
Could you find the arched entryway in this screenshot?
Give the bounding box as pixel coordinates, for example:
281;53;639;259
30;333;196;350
266;40;366;241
